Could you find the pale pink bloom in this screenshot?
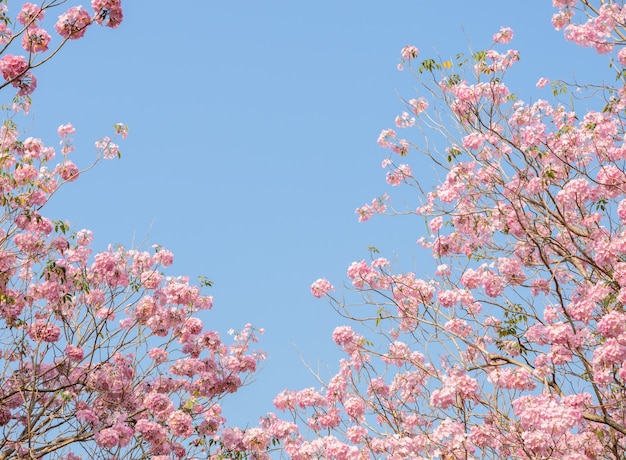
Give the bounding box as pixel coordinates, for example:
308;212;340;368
310;278;334;298
76;409;98;426
273;389;297;411
493;26;514;44
148;347;168;364
346;425;367;443
386;164;412;186
22;27;51;53
92;0;124;28
14;164;38;185
400;45;418;62
94;428;119;448
332;325;363;354
295;387;326;408
65;345;84;362
57;123;75;138
18;3;45;25
343;396;365;420
395;111;415;128
445;318;472;338
28;321;60;342
140;270;162;289
242;427;271;452
598;310;626;338
220;427;244;450
536;77;550;88
370;194;389;213
114;122;128;138
430;385;456;409
0;55;28;81
135;419;168;443
355;204;373;222
408;97;428;114
618;48;626;66
435;264;450;276
55;161;79;181
76;229;93;246
153;247;174;266
377;128;396;148
0;23;11;45
462;132;485;150
488;367;536;390
95;136;120;159
552;10;574;30
144;392;175;419
55;6;92;40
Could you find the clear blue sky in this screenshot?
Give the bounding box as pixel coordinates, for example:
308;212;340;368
26;1;609;427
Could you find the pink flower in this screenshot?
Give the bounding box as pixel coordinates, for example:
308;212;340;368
310;278;334;298
114;122;128;138
15;72;36;95
395;111;415;128
148;347;168;364
153;247;174;266
28;321;60;342
400;45;419;62
343;396;365;420
55;161;79;181
355;204;373;222
619;48;626;67
92;0;124;28
408;97;429;114
95;136;120;159
168;410;193;438
22;27;51;53
94;428;119;448
76;229;93;246
58;123;75;138
144;392;175;420
536;77;550;88
493;26;514;44
140;270;162;289
0;55;28;81
17;3;45;25
55;6;92;40
332;325;362;354
65;345;84;362
76;409;98;426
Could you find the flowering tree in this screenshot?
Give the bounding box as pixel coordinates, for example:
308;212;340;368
214;1;626;458
0;2;266;459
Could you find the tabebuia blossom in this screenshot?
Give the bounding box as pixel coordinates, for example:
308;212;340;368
21;26;51;53
493;26;514;43
92;0;123;28
55;6;92;39
310;277;334;298
0;54;28;82
17;3;45;25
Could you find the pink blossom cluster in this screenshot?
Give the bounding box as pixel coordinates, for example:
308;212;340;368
310;278;334;298
0;54;35;95
354;193;389;222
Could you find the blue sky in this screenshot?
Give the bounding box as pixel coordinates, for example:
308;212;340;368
24;1;611;428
